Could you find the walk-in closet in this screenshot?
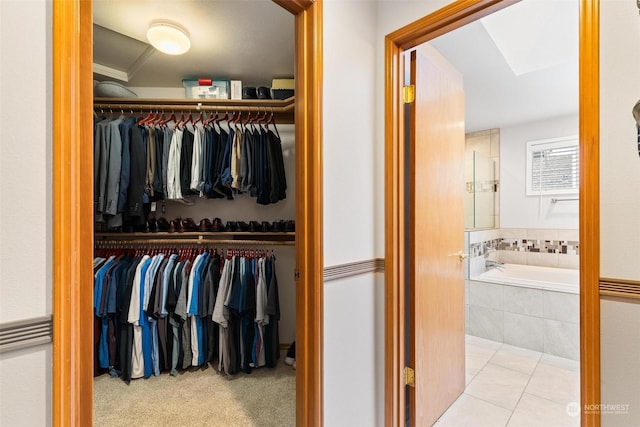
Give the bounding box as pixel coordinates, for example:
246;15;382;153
91;2;297;425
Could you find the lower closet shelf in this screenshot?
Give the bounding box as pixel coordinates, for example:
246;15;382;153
95;232;296;246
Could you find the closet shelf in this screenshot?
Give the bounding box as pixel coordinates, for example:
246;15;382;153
93;96;295;124
94;231;295;246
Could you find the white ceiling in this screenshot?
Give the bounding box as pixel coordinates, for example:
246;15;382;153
429;0;579;132
93;0;578;132
93;0;295;88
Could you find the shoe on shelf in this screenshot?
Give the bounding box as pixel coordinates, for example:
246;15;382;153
237;221;250;232
180;218;197;232
248;221;263;232
211;217;224;232
261;221;272;232
148;217;158;232
197;218;212;232
169;218;181;233
156;217;170;232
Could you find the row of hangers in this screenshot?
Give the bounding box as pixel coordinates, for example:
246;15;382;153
95;107;277;131
94;245;276;262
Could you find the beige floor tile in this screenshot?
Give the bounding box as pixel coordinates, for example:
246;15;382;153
507;393;580;427
466;343;499;377
465;363;530;410
466;335;503;350
435;393;511;427
525;362;580;406
539;353;580;372
489;344;541;375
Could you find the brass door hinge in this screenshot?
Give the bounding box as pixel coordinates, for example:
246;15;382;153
403;85;415;104
404;366;415;387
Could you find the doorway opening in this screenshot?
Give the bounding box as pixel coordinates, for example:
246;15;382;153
52;1;323;426
384;0;600;425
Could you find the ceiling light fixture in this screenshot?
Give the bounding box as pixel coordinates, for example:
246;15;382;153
146;20;191;55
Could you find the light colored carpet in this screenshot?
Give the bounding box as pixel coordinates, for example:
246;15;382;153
94;360;296;427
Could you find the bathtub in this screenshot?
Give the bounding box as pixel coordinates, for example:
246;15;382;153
467;263;580;359
472;263;579;294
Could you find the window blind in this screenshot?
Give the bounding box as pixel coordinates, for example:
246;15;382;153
526;137;579;196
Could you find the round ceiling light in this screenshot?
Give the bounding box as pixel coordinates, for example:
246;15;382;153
146;21;191;55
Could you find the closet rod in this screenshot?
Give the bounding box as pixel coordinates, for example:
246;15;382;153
95;239;295;246
93;96;295;112
94;103;292;113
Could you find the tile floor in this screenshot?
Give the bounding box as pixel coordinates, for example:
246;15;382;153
434;335;580;427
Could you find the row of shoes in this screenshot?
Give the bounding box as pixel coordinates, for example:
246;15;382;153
146;217;295;233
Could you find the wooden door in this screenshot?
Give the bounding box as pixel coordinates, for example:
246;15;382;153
407;44;466;426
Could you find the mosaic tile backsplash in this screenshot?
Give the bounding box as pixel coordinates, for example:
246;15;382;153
470;238;579;257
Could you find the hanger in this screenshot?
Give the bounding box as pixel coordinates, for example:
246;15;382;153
204;110;218;127
161;110;176;127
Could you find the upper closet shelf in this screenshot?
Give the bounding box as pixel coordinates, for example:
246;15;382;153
93;96;295;124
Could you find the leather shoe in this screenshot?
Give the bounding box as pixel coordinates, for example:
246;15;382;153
225;221;239;232
197;218;212;232
237;221;250;232
284;220;295;232
148;217;158;232
248;221;263;232
261;221;272;232
211;217;224;232
169;218;181;233
272;220;285;232
180;218;197;232
156;217;170;232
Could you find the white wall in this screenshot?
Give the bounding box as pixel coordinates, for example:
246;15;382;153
323;1;381;425
500;114;579;229
0;0;52;425
600;0;640;425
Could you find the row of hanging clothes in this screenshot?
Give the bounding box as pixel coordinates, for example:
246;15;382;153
93;243;281;383
93;108;288;232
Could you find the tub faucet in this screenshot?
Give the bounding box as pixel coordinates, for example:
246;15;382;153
485;259;504;270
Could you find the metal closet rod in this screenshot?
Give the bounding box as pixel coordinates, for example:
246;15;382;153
95;238;295;246
93;103;289;113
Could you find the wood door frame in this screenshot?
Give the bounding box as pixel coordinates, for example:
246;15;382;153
384;0;600;426
52;0;324;426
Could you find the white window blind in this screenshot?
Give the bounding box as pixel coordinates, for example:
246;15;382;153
526;136;579;196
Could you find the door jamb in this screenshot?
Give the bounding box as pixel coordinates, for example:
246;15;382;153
52;0;324;426
384;0;600;425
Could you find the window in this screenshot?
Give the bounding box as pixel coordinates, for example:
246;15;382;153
526;136;579;196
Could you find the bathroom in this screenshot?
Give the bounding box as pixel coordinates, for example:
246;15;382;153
462;119;580;361
427;0;581;362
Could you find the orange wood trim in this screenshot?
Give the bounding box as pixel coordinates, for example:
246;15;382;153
384;34;405;427
383;1;599;426
294;0;323;426
54;1;323;427
52;0;94;426
386;0;520;50
580;0;600;425
273;0;315;15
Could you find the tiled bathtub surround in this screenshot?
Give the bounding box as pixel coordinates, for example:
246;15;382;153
465;280;579;360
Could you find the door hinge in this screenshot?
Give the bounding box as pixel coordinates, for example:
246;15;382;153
294;269;300;280
402;85;415;104
404;366;415;387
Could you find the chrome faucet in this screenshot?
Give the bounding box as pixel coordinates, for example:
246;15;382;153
485;259;504;270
